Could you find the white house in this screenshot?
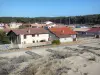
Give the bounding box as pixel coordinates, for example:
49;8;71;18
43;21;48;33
7;28;49;44
45;21;53;25
9;22;22;29
49;27;77;43
73;28;90;35
0;23;4;29
46;24;57;28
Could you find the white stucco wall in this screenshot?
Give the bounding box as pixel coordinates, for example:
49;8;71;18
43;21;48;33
59;37;73;43
9;23;22;28
20;34;49;44
71;35;76;38
0;27;4;29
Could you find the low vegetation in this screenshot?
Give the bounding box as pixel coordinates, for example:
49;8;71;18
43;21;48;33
0;30;10;44
0;45;99;75
52;40;60;45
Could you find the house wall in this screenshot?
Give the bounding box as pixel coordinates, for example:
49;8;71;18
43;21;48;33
0;23;4;29
59;35;77;43
49;32;59;41
7;31;19;44
20;34;49;44
45;28;59;41
0;27;4;29
9;23;22;28
59;37;73;43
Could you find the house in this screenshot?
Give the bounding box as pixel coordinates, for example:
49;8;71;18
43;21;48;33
49;27;77;43
0;23;4;29
92;24;100;28
9;22;22;29
0;24;11;34
44;21;53;25
22;23;47;28
44;21;58;28
46;24;56;28
4;24;10;29
31;23;47;28
7;28;49;44
87;28;100;38
75;25;89;28
73;28;90;36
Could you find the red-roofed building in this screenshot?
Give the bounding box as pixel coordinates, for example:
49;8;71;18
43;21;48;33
87;28;100;38
7;28;49;44
49;27;77;43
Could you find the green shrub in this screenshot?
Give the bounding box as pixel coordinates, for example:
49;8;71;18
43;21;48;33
52;40;60;45
0;31;10;44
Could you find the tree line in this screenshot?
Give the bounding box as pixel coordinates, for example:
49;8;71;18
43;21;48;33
0;14;100;25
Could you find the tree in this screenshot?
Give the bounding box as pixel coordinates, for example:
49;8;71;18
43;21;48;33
0;14;100;25
0;30;10;44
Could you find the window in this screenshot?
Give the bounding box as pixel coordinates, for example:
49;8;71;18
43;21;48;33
24;35;26;39
32;34;35;37
40;40;46;42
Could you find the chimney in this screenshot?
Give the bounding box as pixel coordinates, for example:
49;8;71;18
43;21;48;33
62;30;64;33
28;29;30;34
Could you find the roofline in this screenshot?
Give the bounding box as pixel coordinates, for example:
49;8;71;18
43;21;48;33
7;30;17;36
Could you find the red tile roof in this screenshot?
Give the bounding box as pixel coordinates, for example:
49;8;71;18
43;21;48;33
87;28;100;33
8;28;49;35
49;27;77;38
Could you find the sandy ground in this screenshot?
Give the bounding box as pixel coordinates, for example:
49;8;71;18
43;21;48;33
0;37;100;75
0;37;100;58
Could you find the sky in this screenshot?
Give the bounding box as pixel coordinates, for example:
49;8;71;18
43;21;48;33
0;0;100;17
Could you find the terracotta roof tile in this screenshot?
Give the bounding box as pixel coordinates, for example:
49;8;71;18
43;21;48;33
49;27;77;38
9;28;48;35
87;28;100;33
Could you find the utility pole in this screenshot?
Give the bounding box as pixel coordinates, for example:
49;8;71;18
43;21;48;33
60;18;62;24
69;17;70;25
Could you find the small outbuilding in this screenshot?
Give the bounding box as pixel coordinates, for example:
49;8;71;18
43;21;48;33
87;28;100;38
49;27;77;43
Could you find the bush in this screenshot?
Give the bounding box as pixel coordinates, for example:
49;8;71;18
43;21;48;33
19;57;71;75
46;49;72;59
52;40;60;45
0;31;10;44
10;55;29;64
0;57;19;75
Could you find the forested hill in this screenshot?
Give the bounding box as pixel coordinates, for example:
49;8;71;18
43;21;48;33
0;14;100;25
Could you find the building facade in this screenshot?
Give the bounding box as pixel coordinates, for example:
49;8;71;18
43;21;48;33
9;22;22;29
49;27;77;43
20;34;49;44
7;28;49;44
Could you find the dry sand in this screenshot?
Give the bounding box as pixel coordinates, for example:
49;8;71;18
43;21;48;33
0;37;100;75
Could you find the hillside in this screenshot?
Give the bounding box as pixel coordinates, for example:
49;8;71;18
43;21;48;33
0;14;100;25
